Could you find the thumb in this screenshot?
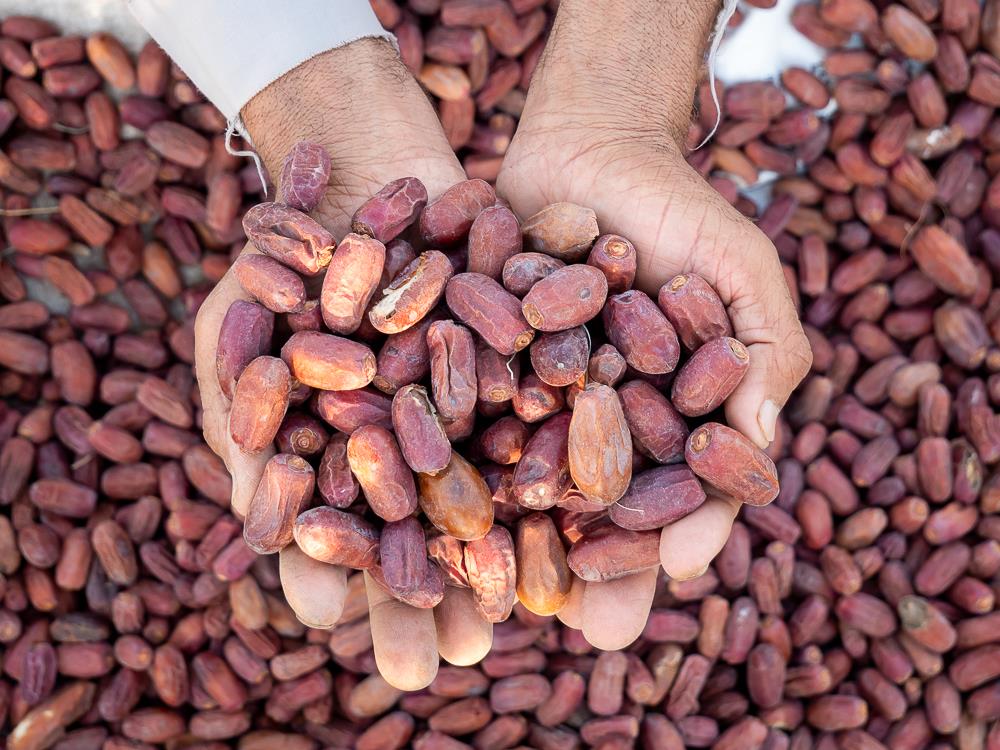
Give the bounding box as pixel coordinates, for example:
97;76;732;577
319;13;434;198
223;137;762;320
193;244;273;514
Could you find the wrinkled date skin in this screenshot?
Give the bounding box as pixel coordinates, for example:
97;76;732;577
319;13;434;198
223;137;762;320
512;373;565;424
445;410;475;442
379;516;432;599
521;202;599;261
502;252;566;297
419;178;495;245
478;415;531;465
515;512;572;616
609;465;707;531
522;264;608;332
602;291;680;374
373;311;444;395
357;238;418;340
347;425;419;522
588;343;628;387
277;140;331;212
215;300;273;399
244;454;315;554
568;384;632;506
28;478;96;518
935;303;989;369
468;204;522;279
392;384;452;475
512;412;572;510
369;560;445;609
285;299;322;332
280;330;376;391
352;176;428;243
369;250;453;335
21;642;57;706
427;533;470;588
464;525;517;622
427;320;478;421
530;325;592;388
242;202;335;276
0;330;49;375
657;273;733;351
618;380;689;464
293;506;380;568
228;356;291;455
587;234;637;294
315;388;393;434
445;272;535;355
418;451;494;541
317;433;359;507
232;254;306;314
477;342;520;402
321;232;386;334
909;225;978;298
686;422;779;506
567;525;661;582
671;337;750;417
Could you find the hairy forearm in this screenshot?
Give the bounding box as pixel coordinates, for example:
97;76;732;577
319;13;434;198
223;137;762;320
529;0;721;145
242;39;463;195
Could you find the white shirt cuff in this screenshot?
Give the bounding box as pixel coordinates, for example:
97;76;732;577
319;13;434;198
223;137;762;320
128;0;395;122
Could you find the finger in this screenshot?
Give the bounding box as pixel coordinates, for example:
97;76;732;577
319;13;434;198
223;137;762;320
225;443;273;519
659;494;741;580
556;574;587;629
724;334;812;448
581;567;659;651
720;243;812;448
365;572;439;691
724;298;812;448
649;179;812;448
192;261;251;456
193;242;275;513
434;587;493;666
279;545;348;628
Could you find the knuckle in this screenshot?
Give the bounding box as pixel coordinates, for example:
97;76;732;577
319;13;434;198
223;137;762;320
784;328;814;384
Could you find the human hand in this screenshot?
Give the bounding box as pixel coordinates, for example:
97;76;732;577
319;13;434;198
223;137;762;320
496;0;812;649
193;40;491;690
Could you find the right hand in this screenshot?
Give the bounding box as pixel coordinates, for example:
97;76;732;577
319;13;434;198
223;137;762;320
495;0;812;648
194;40;490;691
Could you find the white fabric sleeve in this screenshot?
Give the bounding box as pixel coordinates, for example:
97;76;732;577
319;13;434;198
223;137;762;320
128;0;395;122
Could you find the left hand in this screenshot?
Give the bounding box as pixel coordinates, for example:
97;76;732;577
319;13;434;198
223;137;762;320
193;40;489;691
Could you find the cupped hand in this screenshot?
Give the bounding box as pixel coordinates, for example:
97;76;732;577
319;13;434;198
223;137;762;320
193;41;490;691
496;70;811;651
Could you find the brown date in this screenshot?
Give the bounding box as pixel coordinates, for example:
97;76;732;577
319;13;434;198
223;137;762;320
568;384;632;506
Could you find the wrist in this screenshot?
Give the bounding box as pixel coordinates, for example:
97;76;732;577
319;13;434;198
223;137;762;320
242;39;464;198
525;0;720;148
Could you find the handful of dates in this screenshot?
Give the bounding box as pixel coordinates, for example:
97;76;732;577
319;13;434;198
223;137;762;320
220;140;777;624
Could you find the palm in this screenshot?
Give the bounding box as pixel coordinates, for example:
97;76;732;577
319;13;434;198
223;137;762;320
500;132;776;297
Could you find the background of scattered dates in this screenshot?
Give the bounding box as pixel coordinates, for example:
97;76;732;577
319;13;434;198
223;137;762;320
1;1;1000;749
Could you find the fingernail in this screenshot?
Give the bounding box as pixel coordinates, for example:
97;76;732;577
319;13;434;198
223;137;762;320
675;563;711;582
758;399;779;444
